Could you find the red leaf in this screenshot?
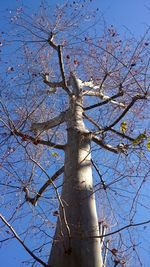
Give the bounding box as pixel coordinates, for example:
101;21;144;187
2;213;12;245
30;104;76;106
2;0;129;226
53;210;59;216
111;248;118;255
21;135;28;141
74;59;79;65
33;139;40;145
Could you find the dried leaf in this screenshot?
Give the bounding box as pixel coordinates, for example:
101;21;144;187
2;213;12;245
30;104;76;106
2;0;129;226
146;138;150;150
133;132;147;146
51;152;59;157
120;121;127;133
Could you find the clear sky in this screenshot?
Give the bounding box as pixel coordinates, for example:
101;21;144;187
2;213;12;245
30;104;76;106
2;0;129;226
1;0;150;36
97;0;150;36
0;0;150;266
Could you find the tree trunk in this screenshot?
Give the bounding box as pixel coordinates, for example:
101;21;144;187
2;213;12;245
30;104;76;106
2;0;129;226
48;94;103;267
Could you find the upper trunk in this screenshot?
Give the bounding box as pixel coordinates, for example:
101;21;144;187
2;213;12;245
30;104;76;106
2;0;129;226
48;88;103;267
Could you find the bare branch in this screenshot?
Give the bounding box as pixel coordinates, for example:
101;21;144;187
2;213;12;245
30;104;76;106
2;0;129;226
84;90;126;108
31;111;66;132
103;94;146;132
47;34;71;95
83;113;102;131
29;159;71;239
84;90;124;111
92;135;119;154
82;80;126;108
41;73;64;90
84;113;135;143
13;129;65;150
110;128;135;142
99;218;150;238
91;159;107;190
24;166;64;205
47;32;58;51
0;213;48;267
103;240;110;267
68;72;82;96
84;219;150;240
58;45;71;95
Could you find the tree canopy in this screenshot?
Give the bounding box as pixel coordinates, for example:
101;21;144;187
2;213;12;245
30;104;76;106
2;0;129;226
0;1;150;266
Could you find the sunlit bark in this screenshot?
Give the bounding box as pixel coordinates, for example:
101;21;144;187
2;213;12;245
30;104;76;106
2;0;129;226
48;77;103;267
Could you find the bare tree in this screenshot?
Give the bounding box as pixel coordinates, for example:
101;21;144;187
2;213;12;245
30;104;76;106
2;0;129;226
0;2;150;267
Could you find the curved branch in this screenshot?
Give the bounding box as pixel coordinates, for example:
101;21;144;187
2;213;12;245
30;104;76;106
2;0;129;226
47;33;58;51
84;113;135;143
29;159;71;239
110;128;134;142
91;159;107;190
47;34;71;95
84;90;124;111
58;45;71;96
100;218;150;238
13;129;65;150
85;219;150;240
92;135;119;154
104;95;146;132
24;166;64;205
31;111;66;132
83;113;102;131
0;213;48;267
41;73;64;90
82;79;125;108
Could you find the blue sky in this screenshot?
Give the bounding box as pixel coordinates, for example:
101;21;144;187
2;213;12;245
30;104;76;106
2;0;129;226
0;0;150;266
1;0;150;36
99;0;150;36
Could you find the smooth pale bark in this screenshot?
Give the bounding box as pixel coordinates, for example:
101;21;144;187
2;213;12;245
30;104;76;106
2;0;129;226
31;111;66;132
48;95;103;267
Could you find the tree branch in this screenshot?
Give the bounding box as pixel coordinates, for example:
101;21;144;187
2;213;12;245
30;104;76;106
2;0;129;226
41;73;64;90
84;115;128;153
84;113;135;143
83;113;102;131
24;166;64;205
58;45;71;96
103;240;110;267
99;219;150;238
84;90;124;111
84;218;150;240
47;32;58;51
29;159;71;239
82;80;125;108
47;34;71;95
110;128;134;142
13;129;65;150
0;213;48;267
92;135;119;154
68;72;83;96
91;159;107;190
104;94;146;132
31;111;66;132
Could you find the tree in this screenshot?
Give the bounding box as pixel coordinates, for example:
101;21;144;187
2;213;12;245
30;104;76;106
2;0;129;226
0;1;150;266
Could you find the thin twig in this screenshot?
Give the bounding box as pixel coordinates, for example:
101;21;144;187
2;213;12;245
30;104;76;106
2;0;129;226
58;45;71;95
0;213;48;267
103;95;146;132
29;158;71;239
13;129;65;150
92;218;150;239
24;166;64;205
84;90;124;111
92;135;118;154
